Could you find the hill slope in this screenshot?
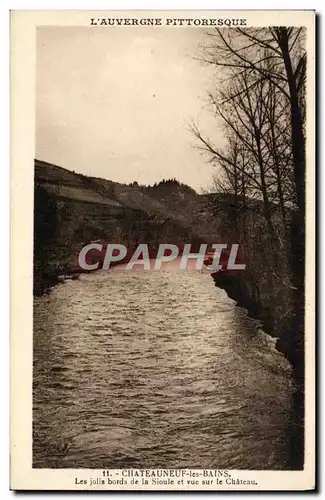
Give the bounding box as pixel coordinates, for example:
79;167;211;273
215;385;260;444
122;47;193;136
34;159;222;293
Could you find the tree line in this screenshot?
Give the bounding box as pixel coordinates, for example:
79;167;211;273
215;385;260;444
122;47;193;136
191;27;306;285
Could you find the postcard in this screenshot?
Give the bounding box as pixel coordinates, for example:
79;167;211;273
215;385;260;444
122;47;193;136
10;10;315;490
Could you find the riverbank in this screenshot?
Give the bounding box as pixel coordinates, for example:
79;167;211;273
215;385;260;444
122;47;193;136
211;264;304;470
34;270;81;296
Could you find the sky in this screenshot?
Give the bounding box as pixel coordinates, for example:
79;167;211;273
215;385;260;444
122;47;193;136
36;26;223;191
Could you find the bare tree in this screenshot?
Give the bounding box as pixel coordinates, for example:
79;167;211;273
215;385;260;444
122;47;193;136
191;64;282;242
196;27;306;220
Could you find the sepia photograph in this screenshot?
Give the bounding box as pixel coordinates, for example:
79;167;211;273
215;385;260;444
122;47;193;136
10;10;315;491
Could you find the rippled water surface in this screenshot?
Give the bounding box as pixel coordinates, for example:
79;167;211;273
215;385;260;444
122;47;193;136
33;266;294;469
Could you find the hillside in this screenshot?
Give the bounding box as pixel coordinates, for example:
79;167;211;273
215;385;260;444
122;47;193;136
34;159;223;293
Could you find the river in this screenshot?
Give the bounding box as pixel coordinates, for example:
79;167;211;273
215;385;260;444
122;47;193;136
33;264;294;469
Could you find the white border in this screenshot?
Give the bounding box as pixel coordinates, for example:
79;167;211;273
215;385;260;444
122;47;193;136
6;3;319;497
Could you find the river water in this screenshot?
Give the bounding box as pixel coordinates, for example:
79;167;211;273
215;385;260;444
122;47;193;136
33;265;294;469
